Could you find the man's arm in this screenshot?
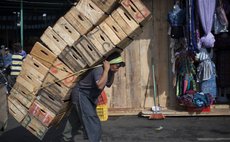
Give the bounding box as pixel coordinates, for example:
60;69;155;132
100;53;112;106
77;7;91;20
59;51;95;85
96;60;110;90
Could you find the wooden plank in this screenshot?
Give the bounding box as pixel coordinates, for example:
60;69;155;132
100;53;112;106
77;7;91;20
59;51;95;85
40;26;67;56
75;0;106;25
30;42;57;68
64;6;93;35
53;17;81;46
91;0;120;14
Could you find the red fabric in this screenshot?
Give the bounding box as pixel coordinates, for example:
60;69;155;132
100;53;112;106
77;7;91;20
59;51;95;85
97;91;107;105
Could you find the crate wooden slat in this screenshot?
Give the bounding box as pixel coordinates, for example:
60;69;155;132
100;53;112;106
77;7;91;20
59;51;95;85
21;114;48;140
75;0;107;25
87;26;115;56
64;6;93;35
22;54;49;82
10;88;35;109
42;73;72;101
37;90;70;114
49;59;77;88
30;42;57;68
53;17;81;46
58;47;87;73
111;7;140;39
73;36;103;66
40;26;68;56
91;0;120;14
8;95;27;123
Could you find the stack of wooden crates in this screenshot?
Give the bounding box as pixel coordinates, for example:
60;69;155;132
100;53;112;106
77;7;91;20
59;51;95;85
7;0;151;140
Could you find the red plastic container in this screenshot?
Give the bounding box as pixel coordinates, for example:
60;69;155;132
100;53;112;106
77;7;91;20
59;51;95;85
97;91;107;105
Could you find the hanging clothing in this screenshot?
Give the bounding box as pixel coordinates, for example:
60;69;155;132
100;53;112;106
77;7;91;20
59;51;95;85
197;0;216;48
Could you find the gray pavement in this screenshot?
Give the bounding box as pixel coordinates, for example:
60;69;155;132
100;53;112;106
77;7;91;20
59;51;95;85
0;114;230;142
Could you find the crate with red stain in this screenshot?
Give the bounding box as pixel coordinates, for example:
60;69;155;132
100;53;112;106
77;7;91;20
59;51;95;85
120;0;152;26
40;26;68;56
58;47;87;73
73;36;103;67
8;95;28;123
111;7;141;39
30;42;57;68
37;89;70;114
42;73;72;101
49;58;77;88
21;114;48;140
75;0;107;25
64;6;93;35
53;17;81;47
28;100;56;127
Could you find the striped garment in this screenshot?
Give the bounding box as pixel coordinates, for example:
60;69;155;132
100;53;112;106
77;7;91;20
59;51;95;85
10;54;23;76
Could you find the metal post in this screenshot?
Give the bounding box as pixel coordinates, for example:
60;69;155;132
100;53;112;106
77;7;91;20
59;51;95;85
20;0;24;49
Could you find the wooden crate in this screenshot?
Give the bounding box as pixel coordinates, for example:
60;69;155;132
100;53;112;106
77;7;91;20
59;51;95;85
49;58;77;88
18;70;43;94
37;90;70;114
16;75;40;95
92;0;120;14
58;47;87;73
42;73;72;101
100;16;133;49
13;81;36;98
75;0;107;25
87;26;115;56
10;88;35;109
102;16;127;44
21;114;48;140
28;100;56;127
111;7;140;39
73;36;103;66
130;0;152;25
53;17;81;46
64;6;93;35
120;0;145;24
8;95;27;123
40;26;68;56
30;42;57;68
22;54;49;82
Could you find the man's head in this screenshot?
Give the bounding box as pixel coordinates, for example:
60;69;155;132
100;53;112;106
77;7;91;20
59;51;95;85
106;52;125;72
12;42;22;53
